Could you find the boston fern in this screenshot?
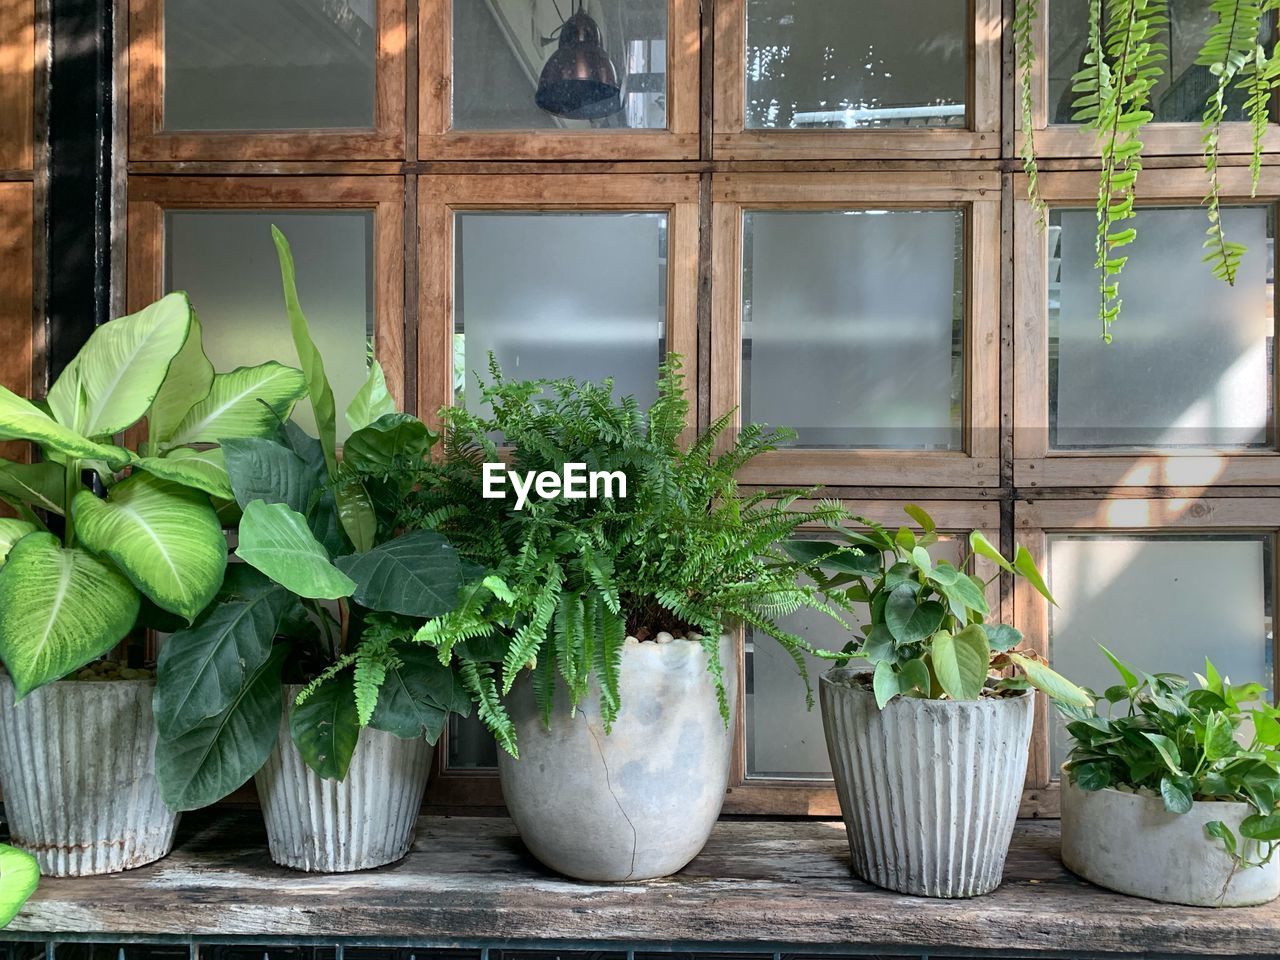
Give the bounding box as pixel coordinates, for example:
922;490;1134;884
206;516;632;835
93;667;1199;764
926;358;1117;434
396;357;850;756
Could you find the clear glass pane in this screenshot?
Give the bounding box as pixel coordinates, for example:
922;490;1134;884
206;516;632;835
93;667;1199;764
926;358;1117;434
454;212;667;413
1048;534;1275;770
452;0;667;131
741;209;964;450
746;536;964;780
163;0;377;131
164;210;374;440
744;0;968;130
1049;206;1274;450
1047;0;1276;125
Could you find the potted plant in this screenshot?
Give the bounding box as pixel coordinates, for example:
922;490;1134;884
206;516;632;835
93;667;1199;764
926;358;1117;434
0;844;37;927
802;506;1090;898
1060;649;1280;907
384;359;848;881
0;292;305;876
153;229;475;873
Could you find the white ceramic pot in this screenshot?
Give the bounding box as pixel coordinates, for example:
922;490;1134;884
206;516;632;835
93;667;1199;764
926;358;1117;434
255;686;432;872
0;677;179;876
497;636;736;881
820;667;1034;898
1061;774;1280;906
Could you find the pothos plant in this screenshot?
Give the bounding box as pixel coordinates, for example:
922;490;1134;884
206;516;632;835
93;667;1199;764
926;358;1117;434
389;357;852;756
793;505;1092;709
1017;0;1280;340
1062;648;1280;871
0;293;306;697
153;228;474;811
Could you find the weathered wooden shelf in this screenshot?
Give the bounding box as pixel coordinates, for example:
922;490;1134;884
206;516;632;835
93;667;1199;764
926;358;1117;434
7;814;1280;957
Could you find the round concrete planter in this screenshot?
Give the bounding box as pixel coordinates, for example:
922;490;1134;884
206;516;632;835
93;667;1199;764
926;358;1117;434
497;636;736;881
1060;775;1280;906
255;686;432;873
819;668;1034;898
0;676;179;876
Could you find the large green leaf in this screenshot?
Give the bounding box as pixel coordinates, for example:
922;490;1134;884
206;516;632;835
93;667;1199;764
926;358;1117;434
0;386;128;468
0;843;39;927
345;360;397;433
0;534;139;697
221;437;320;515
0;461;65;515
148;312;214;447
930;625;990;701
335;530;464;617
47;293;192;438
133;447;234;500
154;644;287;811
335;477;376;553
73;473;227;622
1014;545;1057;605
154;586;289;739
0;520;36;567
162;363;307;450
236;500;355;600
783;538;882;577
342;414;436;475
272;226;338;478
1008;652;1094;709
884;584;945;645
290;671;360;781
370;644;469;743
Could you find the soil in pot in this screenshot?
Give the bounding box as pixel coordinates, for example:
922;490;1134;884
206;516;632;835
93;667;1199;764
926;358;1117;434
820;667;1034;898
1060;774;1280;907
255;686;432;873
497;634;736;882
0;674;179;876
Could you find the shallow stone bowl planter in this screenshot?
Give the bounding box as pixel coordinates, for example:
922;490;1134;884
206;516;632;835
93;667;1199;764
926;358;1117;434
255;686;432;873
0;677;179;876
819;667;1034;898
1060;775;1280;907
497;636;736;882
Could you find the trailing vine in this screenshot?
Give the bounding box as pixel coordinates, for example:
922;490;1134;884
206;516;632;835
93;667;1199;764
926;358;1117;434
1016;0;1045;226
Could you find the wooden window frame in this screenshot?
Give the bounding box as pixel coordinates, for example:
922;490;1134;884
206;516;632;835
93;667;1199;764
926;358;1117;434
419;0;700;161
0;0;35;173
710;171;1001;488
417;173;701;434
1020;6;1280;160
1014;497;1280;817
127;0;408;161
0;181;34;464
711;0;1001;161
723;498;1003;817
1013;166;1280;489
124;176;407;408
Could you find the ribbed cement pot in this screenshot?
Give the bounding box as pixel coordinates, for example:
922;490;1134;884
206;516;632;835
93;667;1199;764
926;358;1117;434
1061;775;1280;906
0;677;178;876
254;686;432;872
819;667;1034;898
498;636;736;881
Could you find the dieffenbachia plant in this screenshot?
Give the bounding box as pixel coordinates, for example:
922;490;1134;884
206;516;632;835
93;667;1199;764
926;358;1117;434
793;505;1092;709
0;844;37;928
1017;0;1280;339
0;293;306;697
153;229;474;811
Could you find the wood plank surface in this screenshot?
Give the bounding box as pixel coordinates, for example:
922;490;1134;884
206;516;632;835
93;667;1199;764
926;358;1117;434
7;815;1280;956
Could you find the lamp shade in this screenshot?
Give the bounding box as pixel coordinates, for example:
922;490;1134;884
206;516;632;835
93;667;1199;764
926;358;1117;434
535;10;623;120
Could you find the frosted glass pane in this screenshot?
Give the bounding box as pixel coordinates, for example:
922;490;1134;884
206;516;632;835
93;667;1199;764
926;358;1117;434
452;0;667;131
1047;0;1275;125
448;713;497;770
165;211;373;440
1050;206;1273;449
164;0;376;131
742;209;964;450
455;213;666;412
745;0;967;129
1048;535;1274;770
746;538;963;779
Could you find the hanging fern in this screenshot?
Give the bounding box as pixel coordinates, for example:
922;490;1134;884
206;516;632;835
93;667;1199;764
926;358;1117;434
1015;0;1046;227
1070;0;1169;341
1199;0;1266;285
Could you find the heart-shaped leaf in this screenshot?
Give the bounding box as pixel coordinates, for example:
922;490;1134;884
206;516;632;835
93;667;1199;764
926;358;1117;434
335;531;464;618
73;473;227;622
0;534;139;697
342;413;436;475
884;583;945;644
236;500;355;600
290;671;360;781
162;362;307;450
931;624;990;701
982;623;1023;652
370;644;470;743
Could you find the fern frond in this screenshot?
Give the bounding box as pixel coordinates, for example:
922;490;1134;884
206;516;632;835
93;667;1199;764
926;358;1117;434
460;659;517;757
1015;0;1045;228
